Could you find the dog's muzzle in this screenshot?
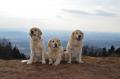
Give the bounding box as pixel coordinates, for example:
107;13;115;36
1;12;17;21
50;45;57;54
76;35;81;41
53;43;58;48
31;32;37;37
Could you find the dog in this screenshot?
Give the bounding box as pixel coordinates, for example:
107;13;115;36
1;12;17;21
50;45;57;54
21;27;46;64
65;29;84;64
47;38;63;66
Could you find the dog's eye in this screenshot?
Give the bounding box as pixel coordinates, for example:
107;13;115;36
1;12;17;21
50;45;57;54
76;32;78;34
52;40;54;42
57;40;59;42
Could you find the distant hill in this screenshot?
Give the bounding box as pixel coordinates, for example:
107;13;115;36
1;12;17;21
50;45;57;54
0;30;120;55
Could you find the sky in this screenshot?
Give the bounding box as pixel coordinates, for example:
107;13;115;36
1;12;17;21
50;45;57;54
0;0;120;32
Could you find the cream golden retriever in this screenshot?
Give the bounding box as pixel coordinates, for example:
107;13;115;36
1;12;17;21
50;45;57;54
21;27;46;64
65;29;84;64
47;38;63;66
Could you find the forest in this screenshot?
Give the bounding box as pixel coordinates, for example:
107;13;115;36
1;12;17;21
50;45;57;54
0;38;26;60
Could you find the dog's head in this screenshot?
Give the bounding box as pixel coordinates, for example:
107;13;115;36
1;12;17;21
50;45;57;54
29;27;42;40
48;38;61;49
72;30;84;41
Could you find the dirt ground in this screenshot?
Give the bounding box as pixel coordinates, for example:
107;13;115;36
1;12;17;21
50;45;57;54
0;57;120;79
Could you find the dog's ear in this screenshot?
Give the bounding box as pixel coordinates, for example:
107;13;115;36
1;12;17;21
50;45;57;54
72;31;75;39
81;31;84;39
38;29;42;35
58;40;61;46
30;29;33;37
48;40;51;48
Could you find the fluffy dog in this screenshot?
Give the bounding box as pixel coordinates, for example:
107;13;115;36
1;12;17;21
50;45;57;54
47;38;63;66
21;27;46;64
65;29;84;64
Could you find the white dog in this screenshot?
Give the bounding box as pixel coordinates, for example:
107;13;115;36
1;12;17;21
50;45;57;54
47;38;63;66
21;27;46;64
65;29;84;64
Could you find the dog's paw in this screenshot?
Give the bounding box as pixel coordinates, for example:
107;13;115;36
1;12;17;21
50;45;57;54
78;61;84;64
53;63;59;66
48;59;53;64
27;61;33;64
48;61;52;65
68;61;71;64
21;60;28;63
42;61;46;64
27;62;32;64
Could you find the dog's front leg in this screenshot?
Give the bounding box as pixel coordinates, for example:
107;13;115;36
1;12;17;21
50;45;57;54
27;49;34;64
53;56;61;66
77;48;84;63
68;52;72;64
49;58;53;65
41;50;46;64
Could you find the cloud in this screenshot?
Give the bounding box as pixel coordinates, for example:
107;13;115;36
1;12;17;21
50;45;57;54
61;9;116;16
61;9;91;15
94;10;116;16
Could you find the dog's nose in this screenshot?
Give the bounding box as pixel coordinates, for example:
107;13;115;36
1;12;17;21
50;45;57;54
31;30;34;34
55;43;57;47
78;35;81;38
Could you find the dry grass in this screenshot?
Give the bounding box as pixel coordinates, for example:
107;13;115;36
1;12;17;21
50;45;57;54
0;57;120;79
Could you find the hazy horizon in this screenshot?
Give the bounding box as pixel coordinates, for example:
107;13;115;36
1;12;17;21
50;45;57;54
0;30;120;55
1;28;120;34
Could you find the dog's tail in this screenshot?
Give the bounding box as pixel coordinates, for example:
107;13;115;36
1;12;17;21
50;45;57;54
21;60;28;63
